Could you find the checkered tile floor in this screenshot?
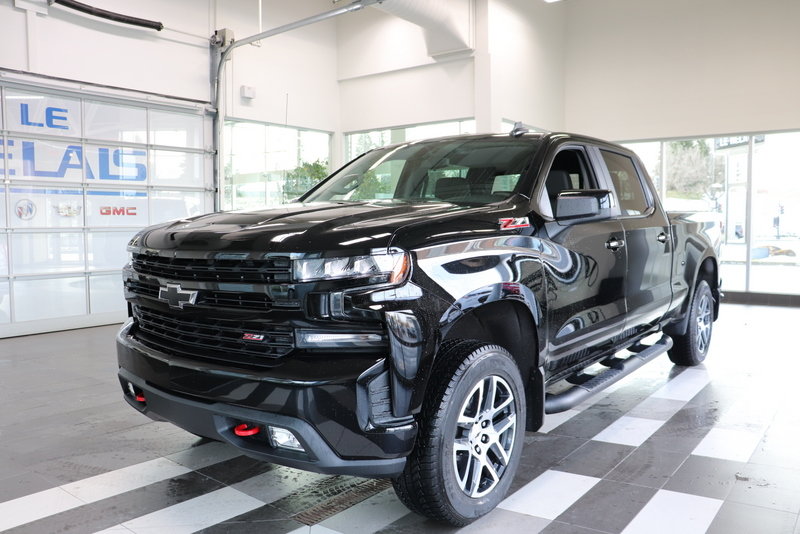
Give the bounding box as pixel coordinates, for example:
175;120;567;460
2;303;800;534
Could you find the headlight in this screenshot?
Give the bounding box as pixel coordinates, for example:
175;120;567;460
293;249;409;284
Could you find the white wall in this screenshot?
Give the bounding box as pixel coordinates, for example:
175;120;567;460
338;6;434;81
3;0;799;153
0;0;213;102
337;6;475;134
564;0;800;141
489;0;566;132
219;0;340;133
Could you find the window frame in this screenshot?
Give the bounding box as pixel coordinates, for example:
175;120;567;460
535;144;615;220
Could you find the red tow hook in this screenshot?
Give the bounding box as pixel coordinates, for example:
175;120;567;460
234;423;261;437
135;394;146;402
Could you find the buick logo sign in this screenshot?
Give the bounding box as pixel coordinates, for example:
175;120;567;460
15;199;36;220
159;283;198;309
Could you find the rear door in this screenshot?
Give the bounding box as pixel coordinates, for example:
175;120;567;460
597;148;673;334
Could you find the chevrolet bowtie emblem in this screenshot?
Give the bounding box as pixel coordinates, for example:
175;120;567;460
158;283;198;309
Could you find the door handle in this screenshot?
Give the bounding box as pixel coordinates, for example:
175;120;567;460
657;232;668;243
605;238;625;251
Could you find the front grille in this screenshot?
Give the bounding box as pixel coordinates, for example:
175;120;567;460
132;254;292;283
133;305;294;365
124;280;300;311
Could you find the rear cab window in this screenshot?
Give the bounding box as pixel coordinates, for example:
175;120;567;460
600;150;652;216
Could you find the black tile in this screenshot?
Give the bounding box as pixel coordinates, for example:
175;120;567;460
198;504;305;534
511;433;587;493
541;520;609;534
548;408;627;441
663;455;742;500
373;511;459;533
706;501;798;534
555;479;657;534
0;471;56;503
553;440;635;479
727;463;800;514
197;455;276;485
606;445;687;489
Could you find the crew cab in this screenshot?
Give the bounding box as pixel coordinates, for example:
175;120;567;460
116;131;720;525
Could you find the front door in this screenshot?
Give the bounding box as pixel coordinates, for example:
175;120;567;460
538;146;628;372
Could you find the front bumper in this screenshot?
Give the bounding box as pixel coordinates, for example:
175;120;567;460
116;322;415;477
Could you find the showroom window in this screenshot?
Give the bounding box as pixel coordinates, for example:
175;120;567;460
345;119;476;161
0;84;213;335
623;133;799;295
223;120;330;211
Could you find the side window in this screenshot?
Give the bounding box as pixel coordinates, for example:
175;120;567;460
544;148;596;213
601;150;651;216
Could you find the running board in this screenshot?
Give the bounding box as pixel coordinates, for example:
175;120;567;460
544;334;673;414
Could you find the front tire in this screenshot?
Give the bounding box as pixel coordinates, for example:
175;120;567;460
393;340;526;526
669;280;714;366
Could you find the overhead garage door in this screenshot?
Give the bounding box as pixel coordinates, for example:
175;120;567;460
0;81;213;337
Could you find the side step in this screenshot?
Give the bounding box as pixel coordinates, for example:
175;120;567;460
544;334;673;414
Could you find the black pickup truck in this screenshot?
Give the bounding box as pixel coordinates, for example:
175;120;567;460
117;131;720;525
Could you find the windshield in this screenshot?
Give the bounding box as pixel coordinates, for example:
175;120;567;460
302;137;541;205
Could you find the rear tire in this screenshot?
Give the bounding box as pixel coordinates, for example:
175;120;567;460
392;340;526;526
669;280;714;366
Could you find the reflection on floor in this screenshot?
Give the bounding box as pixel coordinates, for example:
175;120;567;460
2;304;800;534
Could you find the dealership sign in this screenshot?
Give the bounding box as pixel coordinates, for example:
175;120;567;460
1;92;147;181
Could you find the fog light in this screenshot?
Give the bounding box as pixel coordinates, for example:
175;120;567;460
268;426;305;452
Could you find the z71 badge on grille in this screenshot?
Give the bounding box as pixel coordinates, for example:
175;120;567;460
498;217;531;230
158;283;198;309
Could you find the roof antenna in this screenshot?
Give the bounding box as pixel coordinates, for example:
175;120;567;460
510;121;529;137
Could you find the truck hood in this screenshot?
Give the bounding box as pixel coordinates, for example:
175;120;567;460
135;200;517;255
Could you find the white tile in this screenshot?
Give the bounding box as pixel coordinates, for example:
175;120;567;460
717;396;775;431
692;427;764;462
499;470;600;520
621;490;722;534
651;368;710;401
592;416;665;447
627;397;687;421
319;488;409;534
110;486;263;534
62;457;191;503
538;409;581;433
0;487;84;531
0;456;191;531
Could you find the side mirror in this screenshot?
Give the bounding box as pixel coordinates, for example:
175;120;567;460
555;189;612;221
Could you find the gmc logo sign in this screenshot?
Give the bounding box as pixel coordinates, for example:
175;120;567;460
100;206;137;216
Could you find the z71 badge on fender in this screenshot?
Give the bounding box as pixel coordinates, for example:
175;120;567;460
498;217;530;230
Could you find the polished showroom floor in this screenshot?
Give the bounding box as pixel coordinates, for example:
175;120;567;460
2;303;800;534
